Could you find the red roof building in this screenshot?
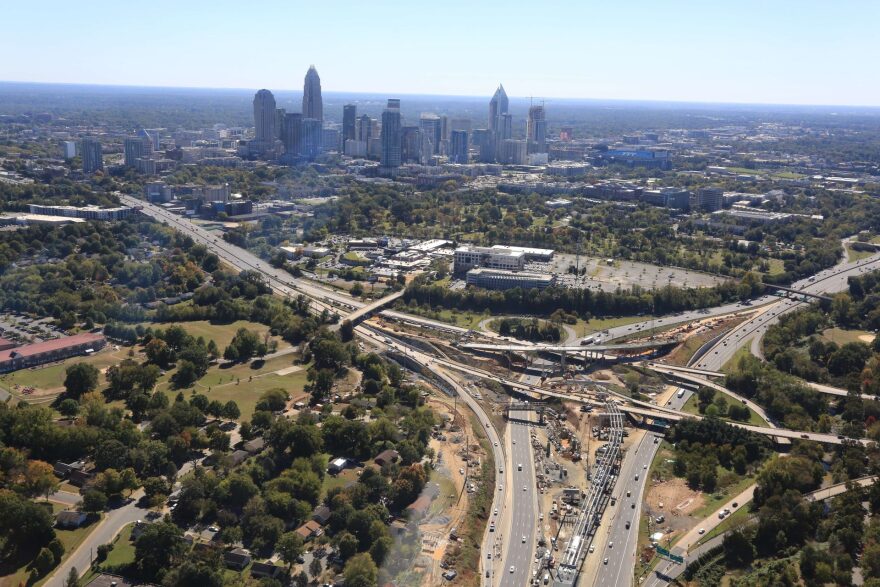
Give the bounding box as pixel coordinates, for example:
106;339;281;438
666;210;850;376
0;333;106;373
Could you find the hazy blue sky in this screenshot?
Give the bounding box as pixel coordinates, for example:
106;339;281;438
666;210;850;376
3;0;878;106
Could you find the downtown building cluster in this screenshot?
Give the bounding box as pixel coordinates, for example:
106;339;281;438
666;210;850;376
246;70;552;176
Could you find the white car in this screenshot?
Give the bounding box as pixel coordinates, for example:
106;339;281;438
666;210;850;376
494;508;498;515
603;558;608;565
523;485;527;491
608;541;613;548
522;535;526;543
510;566;515;573
698;528;705;535
589;545;595;553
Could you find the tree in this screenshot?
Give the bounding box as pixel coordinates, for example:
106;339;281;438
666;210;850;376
58;398;80;418
340;320;354;342
64;567;80;587
277;532;304;573
343;553;378;587
294;571;308;587
309;556;322;580
82;489;108;513
337;531;358;560
135;520;185;581
22;460;59;500
32;546;56;576
723;529;755;567
145;338;176;369
63;363;99;399
171;360;200;388
222;400;241;420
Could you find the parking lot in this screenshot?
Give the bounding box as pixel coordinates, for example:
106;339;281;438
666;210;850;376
526;254;726;292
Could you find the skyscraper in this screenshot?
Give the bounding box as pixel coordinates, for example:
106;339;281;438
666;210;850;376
252;89;277;155
450;130;469;164
489;85;510;163
303;66;323;122
527;104;547;154
124;136;152;167
419;114;442;155
301;118;322;161
356;115;373;143
380;99;402;173
342;105;357;142
80;138;103;174
280;112;303;159
488;85;509;133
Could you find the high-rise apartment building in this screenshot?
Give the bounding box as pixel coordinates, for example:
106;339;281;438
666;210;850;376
61;140;76;159
80;138;103;174
527;104;547;154
302;66;323;122
450;130;469;164
124;136;152;167
342;105;357;142
380;99;402;172
696;187;723;212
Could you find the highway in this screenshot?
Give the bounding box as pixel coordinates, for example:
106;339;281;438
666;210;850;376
696;252;880;373
117;200;880;587
593;389;689;587
499;410;538;587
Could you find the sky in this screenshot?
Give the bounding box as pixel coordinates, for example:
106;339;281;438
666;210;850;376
2;0;879;106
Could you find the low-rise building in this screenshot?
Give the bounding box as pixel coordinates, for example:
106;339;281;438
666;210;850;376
0;333;106;373
465;268;556;291
28;204;135;221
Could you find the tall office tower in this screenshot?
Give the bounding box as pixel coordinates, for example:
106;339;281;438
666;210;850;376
342;105;357;142
440;115;449;141
472;129;493;163
488;84;509;132
61;140;76;159
301;118;322;160
280;112;303;157
252;89;277;147
527;104;547;154
496;113;513;161
380;99;402;172
450;130;469;164
419;114;442;155
302;65;323;122
356;115;373;143
400;126;421;164
275;108;286;139
80;138;103;173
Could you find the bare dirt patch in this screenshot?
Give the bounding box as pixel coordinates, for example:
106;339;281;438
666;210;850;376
644;477;705;542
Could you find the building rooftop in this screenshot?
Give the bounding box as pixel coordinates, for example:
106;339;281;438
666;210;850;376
0;333;104;362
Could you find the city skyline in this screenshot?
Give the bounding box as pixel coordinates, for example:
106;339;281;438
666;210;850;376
2;0;879;107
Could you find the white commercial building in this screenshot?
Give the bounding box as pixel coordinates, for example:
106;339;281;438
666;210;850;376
454;245;525;273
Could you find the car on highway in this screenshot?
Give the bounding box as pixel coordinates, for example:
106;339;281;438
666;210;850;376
625;521;631;529
603;558;609;565
523;485;527;491
589;545;595;553
494;508;498;515
698;528;705;534
608;541;613;548
522;535;526;543
510;566;515;574
634;474;639;480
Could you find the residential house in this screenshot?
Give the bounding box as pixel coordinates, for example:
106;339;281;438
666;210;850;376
56;510;88;529
374;449;400;467
224;548;252;571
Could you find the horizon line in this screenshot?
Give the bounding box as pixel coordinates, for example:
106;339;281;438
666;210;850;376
2;79;880;111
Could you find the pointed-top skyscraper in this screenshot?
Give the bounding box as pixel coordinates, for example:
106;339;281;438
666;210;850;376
303;65;323;122
488;85;508;132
